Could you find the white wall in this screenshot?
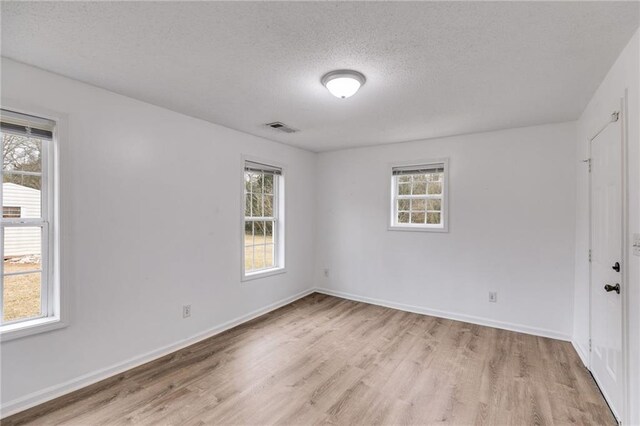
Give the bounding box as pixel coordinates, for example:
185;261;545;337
2;31;637;421
0;58;317;413
573;29;640;426
314;122;577;340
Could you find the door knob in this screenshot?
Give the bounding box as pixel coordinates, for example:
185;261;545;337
612;262;620;272
604;283;620;294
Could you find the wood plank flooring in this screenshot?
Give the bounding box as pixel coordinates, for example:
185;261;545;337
3;293;615;425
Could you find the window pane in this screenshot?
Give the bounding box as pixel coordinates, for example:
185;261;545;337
245;246;254;271
411;199;425;211
244;173;252;193
427;172;443;182
3;227;42;270
253;244;266;269
254;221;265;244
264;195;274;217
411;212;425;224
244;221;253;246
265;244;274;268
3;226;43;322
247;173;260;193
3;272;42;323
391;165;445;230
3;172;43;190
427;212;441;224
427;199;442;211
412;178;426;195
252;194;263;217
244;194;251;217
428;182;442;195
3;174;42;219
263;174;274;194
265;221;273;245
2;134;42;173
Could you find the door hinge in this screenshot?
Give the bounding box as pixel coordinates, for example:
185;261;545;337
583;158;591;172
588;249;592;263
589;338;592;352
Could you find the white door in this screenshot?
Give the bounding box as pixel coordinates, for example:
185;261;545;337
590;111;624;420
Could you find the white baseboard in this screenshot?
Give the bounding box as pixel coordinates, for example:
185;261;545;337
572;340;590;368
0;288;315;419
314;287;572;342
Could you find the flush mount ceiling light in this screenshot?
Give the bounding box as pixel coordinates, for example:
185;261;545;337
321;70;366;99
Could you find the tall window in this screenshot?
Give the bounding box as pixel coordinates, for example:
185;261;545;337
243;160;284;279
390;161;448;231
1;109;57;334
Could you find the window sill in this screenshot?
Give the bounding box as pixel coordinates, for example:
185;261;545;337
0;316;67;342
388;225;449;233
242;267;287;282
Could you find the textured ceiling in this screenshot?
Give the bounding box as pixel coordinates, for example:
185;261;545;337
2;2;639;152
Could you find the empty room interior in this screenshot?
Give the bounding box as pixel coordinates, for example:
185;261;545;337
1;1;640;425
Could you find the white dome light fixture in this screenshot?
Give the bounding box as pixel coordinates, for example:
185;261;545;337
321;70;366;99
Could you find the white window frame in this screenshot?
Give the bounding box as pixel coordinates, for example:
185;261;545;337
388;158;449;233
241;156;286;281
0;103;66;341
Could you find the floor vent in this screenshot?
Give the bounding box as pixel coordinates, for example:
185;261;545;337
265;122;298;133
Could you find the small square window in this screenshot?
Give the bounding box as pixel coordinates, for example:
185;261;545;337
389;160;448;232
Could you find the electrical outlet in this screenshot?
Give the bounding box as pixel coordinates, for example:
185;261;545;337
633;233;640;257
183;305;191;318
489;292;498;303
324;268;330;278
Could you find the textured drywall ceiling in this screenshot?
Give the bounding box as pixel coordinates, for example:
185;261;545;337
1;2;638;152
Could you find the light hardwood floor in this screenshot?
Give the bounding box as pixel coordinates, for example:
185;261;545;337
3;293;614;425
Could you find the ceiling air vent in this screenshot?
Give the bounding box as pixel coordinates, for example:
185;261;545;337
265;121;298;133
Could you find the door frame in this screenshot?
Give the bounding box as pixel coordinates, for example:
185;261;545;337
587;93;630;425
